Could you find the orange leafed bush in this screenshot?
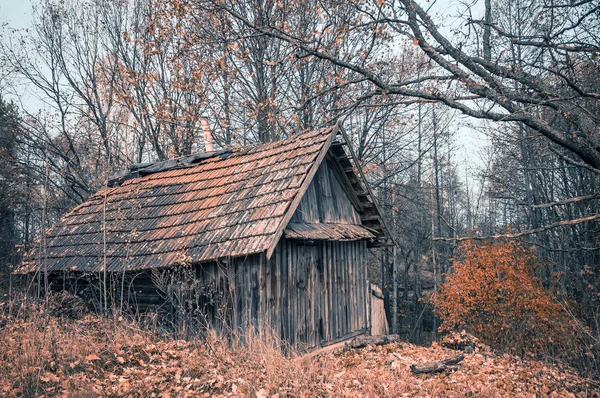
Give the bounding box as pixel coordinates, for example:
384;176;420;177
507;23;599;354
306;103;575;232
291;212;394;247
432;241;573;357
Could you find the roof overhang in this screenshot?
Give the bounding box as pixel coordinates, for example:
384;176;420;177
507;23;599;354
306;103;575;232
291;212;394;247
284;223;376;241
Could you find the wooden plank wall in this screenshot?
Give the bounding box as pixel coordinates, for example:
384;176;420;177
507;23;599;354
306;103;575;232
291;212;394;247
272;238;369;348
212;238;369;348
181;238;369;349
48;237;370;348
291;161;361;225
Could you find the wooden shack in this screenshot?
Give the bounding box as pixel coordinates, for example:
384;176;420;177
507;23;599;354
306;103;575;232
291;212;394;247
17;124;391;349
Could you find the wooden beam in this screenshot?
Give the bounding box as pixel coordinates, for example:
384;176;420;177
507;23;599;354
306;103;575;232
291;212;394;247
337;126;395;247
361;216;381;222
326;154;364;212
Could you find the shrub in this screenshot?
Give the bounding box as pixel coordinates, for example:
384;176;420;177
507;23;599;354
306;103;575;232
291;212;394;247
432;241;574;358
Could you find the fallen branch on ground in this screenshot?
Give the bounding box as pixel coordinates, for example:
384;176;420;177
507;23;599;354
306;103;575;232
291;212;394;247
410;354;465;374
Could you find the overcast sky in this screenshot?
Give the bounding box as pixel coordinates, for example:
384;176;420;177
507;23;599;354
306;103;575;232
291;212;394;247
0;0;31;29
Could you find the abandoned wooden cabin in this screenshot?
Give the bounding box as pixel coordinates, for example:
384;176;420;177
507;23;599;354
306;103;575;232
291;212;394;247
17;124;391;348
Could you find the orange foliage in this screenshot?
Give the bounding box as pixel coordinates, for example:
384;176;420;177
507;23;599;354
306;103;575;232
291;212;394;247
432;241;574;357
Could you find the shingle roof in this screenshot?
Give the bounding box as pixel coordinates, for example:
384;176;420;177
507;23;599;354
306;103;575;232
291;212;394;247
18;127;338;273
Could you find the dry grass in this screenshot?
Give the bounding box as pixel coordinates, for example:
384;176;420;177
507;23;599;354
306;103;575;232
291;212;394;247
0;295;597;397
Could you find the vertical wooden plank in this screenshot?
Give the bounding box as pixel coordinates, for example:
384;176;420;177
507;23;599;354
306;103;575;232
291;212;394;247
339;241;347;336
273;243;281;338
359;242;364;331
239;258;246;331
226;260;236;333
323;241;330;342
351;243;355;334
238;258;245;332
236;260;244;333
346;243;353;334
321;241;328;344
352;243;356;333
341;242;356;332
296;244;303;345
364;242;369;331
353;243;359;332
309;245;317;346
294;243;301;345
291;241;297;345
345;242;350;335
313;163;325;224
356;242;363;332
303;246;310;346
240;258;247;331
356;244;361;333
281;238;289;342
252;256;259;331
338;241;343;339
316;242;323;344
309;245;315;346
254;256;260;331
299;244;306;345
331;241;336;340
262;253;269;334
287;239;294;345
213;263;221;333
297;241;302;345
354;243;359;333
259;254;265;333
301;245;307;346
346;243;351;335
245;257;253;332
333;241;339;338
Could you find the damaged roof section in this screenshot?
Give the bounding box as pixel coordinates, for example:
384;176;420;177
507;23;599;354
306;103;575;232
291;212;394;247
108;149;233;187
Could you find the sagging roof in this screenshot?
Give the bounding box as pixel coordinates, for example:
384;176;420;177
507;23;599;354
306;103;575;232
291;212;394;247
17;125;390;274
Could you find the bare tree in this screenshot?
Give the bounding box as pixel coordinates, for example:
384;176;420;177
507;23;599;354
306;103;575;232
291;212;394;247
217;0;600;170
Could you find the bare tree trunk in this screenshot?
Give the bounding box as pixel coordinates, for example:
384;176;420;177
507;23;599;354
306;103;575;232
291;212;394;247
483;0;492;61
38;151;50;302
391;246;398;334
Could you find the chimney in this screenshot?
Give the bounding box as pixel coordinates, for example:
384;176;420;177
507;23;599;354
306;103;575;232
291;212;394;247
201;117;214;152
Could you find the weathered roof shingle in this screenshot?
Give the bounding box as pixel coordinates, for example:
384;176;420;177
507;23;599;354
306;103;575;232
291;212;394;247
18;127;335;273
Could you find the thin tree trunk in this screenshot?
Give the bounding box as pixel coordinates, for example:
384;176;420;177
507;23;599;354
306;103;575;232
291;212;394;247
483;0;492;61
